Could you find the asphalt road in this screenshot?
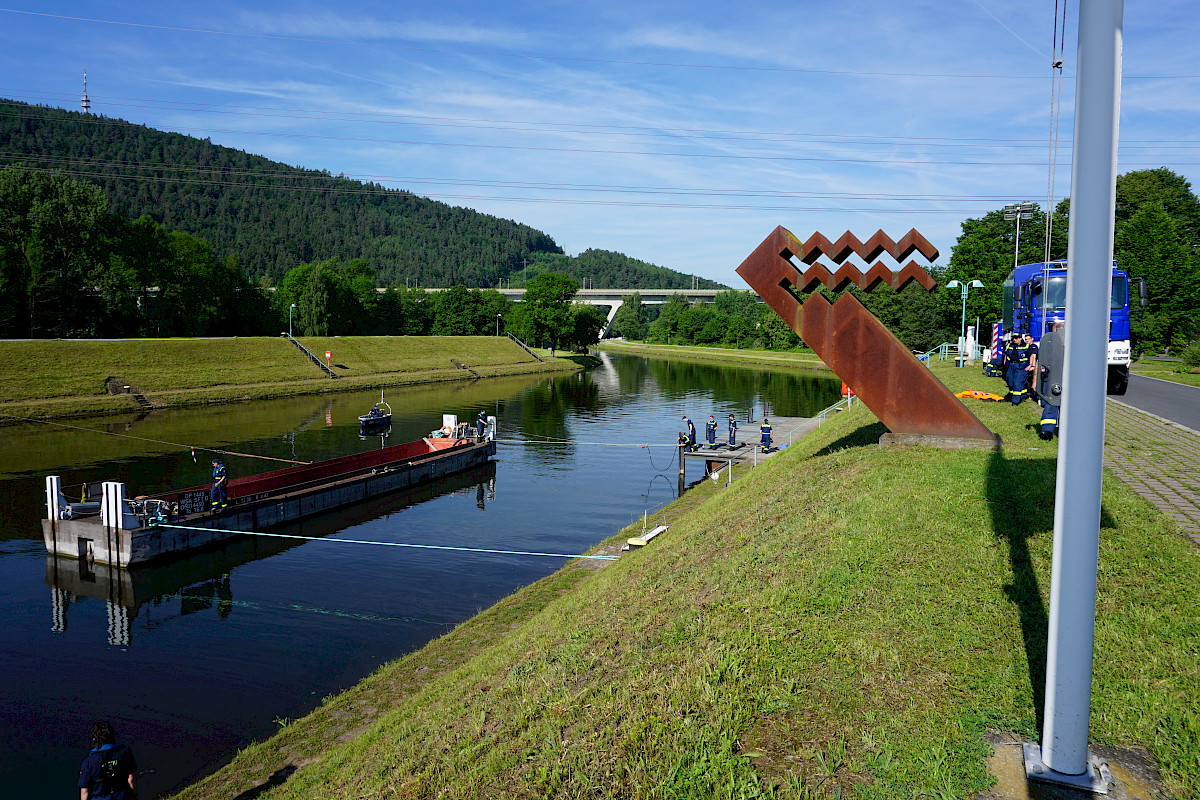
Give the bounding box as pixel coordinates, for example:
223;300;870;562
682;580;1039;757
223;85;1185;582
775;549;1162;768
1119;374;1200;431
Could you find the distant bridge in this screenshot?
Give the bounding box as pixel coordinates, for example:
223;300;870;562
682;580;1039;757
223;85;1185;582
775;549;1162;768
411;287;758;335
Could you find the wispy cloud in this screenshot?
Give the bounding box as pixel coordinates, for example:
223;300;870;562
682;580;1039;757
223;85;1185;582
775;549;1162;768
234;10;536;49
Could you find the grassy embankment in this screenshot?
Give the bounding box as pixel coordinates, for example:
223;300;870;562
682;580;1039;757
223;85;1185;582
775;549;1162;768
173;360;1199;800
1131;357;1200;389
599;340;829;372
0;336;579;419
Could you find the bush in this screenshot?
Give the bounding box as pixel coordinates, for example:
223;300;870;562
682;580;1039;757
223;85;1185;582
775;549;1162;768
1181;340;1200;371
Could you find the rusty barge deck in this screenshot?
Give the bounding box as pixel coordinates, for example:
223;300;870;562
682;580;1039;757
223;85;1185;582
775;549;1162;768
43;435;496;568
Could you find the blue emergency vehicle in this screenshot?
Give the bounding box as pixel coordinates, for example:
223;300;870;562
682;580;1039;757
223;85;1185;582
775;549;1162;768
1001;259;1142;395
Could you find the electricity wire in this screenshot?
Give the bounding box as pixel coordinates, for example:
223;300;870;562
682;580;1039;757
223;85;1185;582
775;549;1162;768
0;8;1072;80
0;412;308;465
1044;0;1069;264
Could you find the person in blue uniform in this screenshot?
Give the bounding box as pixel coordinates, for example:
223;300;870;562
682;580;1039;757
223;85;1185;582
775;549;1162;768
760;417;772;452
728;414;738;446
210;458;228;510
682;416;696;452
1037;322;1065;439
1003;335;1033;405
77;720;137;800
476;410;487;439
705;415;717;445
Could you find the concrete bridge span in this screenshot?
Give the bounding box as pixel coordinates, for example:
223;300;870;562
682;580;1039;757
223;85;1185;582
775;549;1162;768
413;287;759;335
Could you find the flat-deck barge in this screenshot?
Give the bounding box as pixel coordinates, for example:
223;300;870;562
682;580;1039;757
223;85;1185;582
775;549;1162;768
43;426;496;568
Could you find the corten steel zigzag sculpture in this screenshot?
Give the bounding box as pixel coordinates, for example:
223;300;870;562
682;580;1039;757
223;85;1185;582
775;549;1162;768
736;225;995;442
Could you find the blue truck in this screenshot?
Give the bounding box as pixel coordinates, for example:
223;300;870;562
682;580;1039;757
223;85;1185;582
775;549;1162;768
1001;259;1140;395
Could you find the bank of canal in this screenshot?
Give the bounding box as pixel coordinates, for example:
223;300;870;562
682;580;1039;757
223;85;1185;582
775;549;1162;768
1;352;840;799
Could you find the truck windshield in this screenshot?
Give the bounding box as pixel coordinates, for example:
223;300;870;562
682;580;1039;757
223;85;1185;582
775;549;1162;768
1044;277;1067;309
1111;275;1127;310
1040;275;1128;310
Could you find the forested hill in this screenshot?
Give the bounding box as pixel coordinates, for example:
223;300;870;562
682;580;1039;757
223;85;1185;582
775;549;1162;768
0;100;722;288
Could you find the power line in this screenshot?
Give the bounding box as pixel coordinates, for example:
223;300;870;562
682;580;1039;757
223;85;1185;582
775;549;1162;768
0;152;1062;201
6;94;1200;151
0;8;1077;80
0;108;1134;167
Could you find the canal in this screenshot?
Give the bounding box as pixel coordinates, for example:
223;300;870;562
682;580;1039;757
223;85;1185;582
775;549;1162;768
0;352;839;798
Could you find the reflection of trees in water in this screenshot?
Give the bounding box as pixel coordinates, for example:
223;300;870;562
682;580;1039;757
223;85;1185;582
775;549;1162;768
615;356;653;396
643;359;839;417
513;377;601;462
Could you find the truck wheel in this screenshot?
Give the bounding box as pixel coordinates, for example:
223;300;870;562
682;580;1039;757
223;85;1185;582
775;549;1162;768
1107;368;1129;396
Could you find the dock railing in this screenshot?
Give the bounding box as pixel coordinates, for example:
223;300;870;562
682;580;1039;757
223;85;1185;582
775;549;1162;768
506;333;543;362
813;394;860;429
919;342;988;364
281;332;339;378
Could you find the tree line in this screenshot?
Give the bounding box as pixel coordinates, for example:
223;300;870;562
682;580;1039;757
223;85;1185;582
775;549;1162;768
3;157;1196;357
0;101;719;290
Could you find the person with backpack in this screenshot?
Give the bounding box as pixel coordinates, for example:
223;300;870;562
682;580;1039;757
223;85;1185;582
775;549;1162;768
77;720;137;799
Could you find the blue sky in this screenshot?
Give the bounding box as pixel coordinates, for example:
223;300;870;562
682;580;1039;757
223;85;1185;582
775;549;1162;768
2;1;1199;287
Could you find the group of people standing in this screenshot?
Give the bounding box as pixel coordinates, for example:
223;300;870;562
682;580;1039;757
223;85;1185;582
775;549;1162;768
997;323;1066;440
680;414;773;453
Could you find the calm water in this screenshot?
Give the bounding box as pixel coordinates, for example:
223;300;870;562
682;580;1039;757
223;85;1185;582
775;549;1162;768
0;352;838;798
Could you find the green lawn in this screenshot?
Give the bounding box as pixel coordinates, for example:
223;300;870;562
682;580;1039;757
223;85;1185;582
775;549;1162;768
599;340;829;371
1131;359;1200;388
174;361;1199;800
0;337;572;418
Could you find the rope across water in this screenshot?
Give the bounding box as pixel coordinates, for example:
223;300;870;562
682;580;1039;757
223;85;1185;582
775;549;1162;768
152;522;619;560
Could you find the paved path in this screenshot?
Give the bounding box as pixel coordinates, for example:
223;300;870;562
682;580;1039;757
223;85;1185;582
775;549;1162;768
1104;399;1200;544
1121;374;1200;430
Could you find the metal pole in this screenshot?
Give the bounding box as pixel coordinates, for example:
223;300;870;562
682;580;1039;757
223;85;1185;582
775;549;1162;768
960;285;968;364
1040;0;1122;778
1014;213;1023;274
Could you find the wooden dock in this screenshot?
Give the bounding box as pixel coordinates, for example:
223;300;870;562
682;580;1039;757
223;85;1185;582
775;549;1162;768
680;415;820;473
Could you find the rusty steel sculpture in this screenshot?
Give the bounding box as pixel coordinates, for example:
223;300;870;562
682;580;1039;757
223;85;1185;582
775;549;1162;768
736;226;997;444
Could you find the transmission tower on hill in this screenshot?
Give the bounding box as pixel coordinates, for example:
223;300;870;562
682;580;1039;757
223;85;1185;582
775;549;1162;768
81;71;90;113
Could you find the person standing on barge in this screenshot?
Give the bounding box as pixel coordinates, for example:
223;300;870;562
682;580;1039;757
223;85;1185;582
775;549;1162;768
211;458;228;510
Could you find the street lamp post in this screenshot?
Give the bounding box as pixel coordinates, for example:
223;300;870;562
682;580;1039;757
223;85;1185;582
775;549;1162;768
946;280;984;365
496;313;502;336
1004;201;1036;272
289;303;297;337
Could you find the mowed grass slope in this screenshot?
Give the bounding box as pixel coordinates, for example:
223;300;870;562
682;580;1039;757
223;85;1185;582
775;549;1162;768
0;337;568;416
174;363;1200;800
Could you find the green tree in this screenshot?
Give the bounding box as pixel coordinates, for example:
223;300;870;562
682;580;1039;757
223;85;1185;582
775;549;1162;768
645;295;689;344
562;304;606;351
522;273;578;351
759;308;801;350
1115;167;1200;248
0;167;108;337
609;292;646;339
1115;202;1200;353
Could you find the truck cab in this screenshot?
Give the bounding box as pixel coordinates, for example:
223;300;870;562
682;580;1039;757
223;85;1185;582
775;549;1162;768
1002;260;1133;395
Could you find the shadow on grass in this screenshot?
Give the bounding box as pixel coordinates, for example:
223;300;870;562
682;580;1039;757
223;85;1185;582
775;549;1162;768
232;765;296;800
563;354;602;368
812;421;888;457
986;450;1054;732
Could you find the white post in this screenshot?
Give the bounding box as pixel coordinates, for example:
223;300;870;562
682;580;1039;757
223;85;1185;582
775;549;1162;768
100;481;128;532
45;475;62;521
1040;0;1123;778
